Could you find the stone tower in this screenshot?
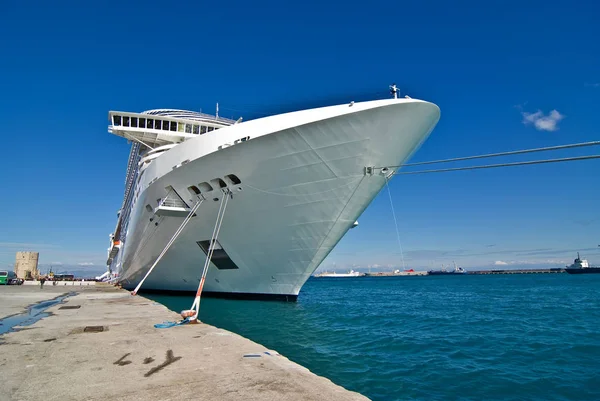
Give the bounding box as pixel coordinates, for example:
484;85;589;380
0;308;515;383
14;252;39;279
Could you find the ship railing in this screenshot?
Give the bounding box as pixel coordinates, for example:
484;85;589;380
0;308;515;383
161;197;187;208
142;109;237;124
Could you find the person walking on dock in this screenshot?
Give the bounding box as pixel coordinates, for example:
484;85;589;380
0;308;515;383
40;276;46;289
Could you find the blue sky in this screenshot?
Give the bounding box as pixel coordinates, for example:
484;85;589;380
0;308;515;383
0;0;598;275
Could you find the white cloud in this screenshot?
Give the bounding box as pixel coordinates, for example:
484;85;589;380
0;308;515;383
51;262;63;266
0;242;58;252
494;260;508;265
77;262;95;266
521;109;565;131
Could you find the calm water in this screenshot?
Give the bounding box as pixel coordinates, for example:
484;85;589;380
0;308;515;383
149;274;600;401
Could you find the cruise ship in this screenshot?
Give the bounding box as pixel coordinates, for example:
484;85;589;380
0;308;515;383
104;87;440;300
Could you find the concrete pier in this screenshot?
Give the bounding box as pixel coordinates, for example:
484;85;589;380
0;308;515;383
0;285;368;401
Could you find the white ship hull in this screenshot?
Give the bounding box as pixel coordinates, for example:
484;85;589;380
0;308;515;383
112;98;440;299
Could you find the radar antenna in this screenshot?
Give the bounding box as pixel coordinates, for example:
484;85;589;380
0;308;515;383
389;83;399;99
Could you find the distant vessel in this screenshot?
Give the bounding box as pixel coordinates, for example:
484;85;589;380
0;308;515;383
564;253;600;274
315;269;361;278
428;262;467;276
365;269;428;277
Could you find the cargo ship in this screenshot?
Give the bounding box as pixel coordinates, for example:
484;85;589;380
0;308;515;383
564;253;600;274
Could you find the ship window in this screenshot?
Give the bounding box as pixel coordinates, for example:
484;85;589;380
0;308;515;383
123;116;130;127
193;125;199;134
185;124;192;133
188;186;200;195
225;174;241;185
147;119;154;129
196;240;239;270
207;126;214;132
113;115;121;126
169;121;176;131
138;118;146;128
211;178;227;189
200;126;207;134
131;117;138;128
178;122;185;132
198;182;213;192
162;120;169;130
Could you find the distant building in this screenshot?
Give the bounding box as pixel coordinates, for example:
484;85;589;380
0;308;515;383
14;251;39;279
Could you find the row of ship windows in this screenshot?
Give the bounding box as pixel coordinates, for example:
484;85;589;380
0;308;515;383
113;115;218;135
139;174;242;217
188;174;242;196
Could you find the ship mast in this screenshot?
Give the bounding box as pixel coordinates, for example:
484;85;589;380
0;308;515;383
389;83;399;99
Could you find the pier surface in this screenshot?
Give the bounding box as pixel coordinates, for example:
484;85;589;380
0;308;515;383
0;285;368;401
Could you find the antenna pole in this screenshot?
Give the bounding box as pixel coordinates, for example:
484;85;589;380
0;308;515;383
216;102;219;118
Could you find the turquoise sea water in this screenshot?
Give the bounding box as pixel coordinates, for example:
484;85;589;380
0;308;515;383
149;274;600;401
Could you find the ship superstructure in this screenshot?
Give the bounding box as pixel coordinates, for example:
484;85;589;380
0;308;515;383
564;253;600;274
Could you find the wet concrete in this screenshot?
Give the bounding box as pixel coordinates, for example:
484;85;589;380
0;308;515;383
0;285;369;401
0;285;71;320
0;292;72;335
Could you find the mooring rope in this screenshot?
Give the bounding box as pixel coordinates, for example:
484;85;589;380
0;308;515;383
384;175;406;271
131;199;204;295
379;140;600;168
188;189;232;321
392;154;600;175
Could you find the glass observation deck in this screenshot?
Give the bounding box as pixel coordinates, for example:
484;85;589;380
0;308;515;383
108;109;239;147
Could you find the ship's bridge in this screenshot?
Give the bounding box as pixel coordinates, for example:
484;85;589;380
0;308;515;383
108;109;239;148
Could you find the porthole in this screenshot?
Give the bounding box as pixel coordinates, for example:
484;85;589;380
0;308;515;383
211;178;227;189
198;182;213;192
224;174;241;185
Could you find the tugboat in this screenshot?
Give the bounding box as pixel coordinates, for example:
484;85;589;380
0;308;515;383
428;262;467;276
564;253;600;274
